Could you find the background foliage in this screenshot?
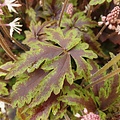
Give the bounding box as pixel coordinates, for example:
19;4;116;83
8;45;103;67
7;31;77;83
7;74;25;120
0;0;120;120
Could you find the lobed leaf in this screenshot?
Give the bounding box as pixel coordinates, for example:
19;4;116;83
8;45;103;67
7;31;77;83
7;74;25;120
59;85;97;113
0;82;9;95
83;31;108;58
88;59;120;111
30;93;59;120
69;42;97;77
0;61;14;77
29;54;74;107
6;42;63;79
11;69;48;107
23;21;56;47
46;27;81;50
42;0;62;19
61;11;97;32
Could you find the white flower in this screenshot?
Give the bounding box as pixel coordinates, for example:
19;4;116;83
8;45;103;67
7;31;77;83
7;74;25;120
0;101;6;113
8;18;22;37
75;113;81;118
116;25;120;34
3;0;21;13
98;21;104;26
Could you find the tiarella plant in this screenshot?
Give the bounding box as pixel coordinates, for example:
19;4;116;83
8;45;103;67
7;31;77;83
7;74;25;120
0;0;120;120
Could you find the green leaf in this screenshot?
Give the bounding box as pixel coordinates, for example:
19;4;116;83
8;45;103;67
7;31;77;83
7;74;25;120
69;0;78;6
13;32;25;41
89;0;112;5
26;7;37;24
0;82;9;95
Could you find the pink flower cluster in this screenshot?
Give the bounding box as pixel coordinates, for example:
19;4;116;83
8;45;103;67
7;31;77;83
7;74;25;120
66;3;73;17
75;108;101;120
98;6;120;34
80;112;101;120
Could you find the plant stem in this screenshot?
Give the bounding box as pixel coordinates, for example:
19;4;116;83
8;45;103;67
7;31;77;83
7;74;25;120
0;33;17;61
64;114;71;120
85;68;120;89
0;78;9;83
105;32;117;40
94;24;107;41
0;97;11;105
87;5;93;18
91;53;120;79
0;21;28;51
0;68;8;73
58;0;69;27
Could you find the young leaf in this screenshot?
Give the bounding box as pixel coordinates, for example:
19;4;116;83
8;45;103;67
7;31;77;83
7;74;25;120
61;11;97;32
59;85;97;113
0;82;9;95
42;0;62;19
23;21;56;47
30;93;59;120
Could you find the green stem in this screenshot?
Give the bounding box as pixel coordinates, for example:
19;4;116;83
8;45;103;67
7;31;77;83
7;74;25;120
85;68;120;89
64;114;71;120
87;5;93;18
58;0;69;27
91;53;120;79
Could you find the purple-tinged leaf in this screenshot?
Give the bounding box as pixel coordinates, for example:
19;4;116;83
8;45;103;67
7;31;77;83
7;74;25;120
23;21;56;47
6;42;63;79
11;69;48;107
0;61;14;77
89;60;120;111
70;42;97;77
61;11;97;32
83;32;108;58
46;27;80;50
59;86;96;113
29;54;74;107
99;74;120;110
30;93;59;120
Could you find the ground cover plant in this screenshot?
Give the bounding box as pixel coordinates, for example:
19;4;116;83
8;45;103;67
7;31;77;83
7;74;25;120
0;0;120;120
